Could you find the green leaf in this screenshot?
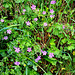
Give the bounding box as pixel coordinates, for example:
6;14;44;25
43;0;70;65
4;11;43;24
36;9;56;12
73;58;75;62
25;42;31;47
58;61;63;64
61;38;67;43
14;0;25;3
25;5;32;15
0;62;3;66
3;3;12;8
67;39;75;44
50;42;55;46
62;54;69;60
19;45;24;49
67;45;75;50
43;72;52;75
56;25;62;30
27;61;33;66
10;69;15;74
1;52;6;57
63;31;68;37
46;27;52;32
26;66;28;75
36;37;41;40
53;29;60;35
0;49;7;52
34;45;41;53
44;57;57;65
49;38;55;46
33;65;37;71
50;38;55;43
17;16;25;25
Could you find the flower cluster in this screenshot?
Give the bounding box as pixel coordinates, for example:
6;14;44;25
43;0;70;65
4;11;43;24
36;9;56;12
13;0;56;65
0;19;12;40
14;47;20;65
50;1;56;18
25;0;56;27
13;47;32;65
3;29;12;40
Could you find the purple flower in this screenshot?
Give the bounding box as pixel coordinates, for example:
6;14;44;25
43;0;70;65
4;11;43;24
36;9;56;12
31;4;36;10
42;51;47;55
35;59;39;62
41;49;43;52
51;1;56;4
14;61;20;65
37;56;41;60
50;15;55;18
27;48;32;52
4;36;8;40
50;9;54;13
41;50;47;55
13;46;15;48
26;21;30;26
42;11;46;14
37;9;39;11
44;23;47;26
63;26;65;29
7;29;11;34
23;13;25;15
15;47;20;53
23;9;26;12
34;18;38;21
35;56;41;62
49;53;54;58
0;19;4;22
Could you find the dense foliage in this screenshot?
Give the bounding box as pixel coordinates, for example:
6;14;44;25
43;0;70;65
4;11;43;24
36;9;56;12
0;0;75;75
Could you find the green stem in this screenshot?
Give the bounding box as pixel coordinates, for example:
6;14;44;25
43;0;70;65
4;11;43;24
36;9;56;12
42;27;44;44
57;37;62;48
44;32;53;48
26;66;28;75
24;56;46;74
6;24;20;28
0;24;20;32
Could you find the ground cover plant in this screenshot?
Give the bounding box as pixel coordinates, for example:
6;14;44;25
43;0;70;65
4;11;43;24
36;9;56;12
0;0;75;75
